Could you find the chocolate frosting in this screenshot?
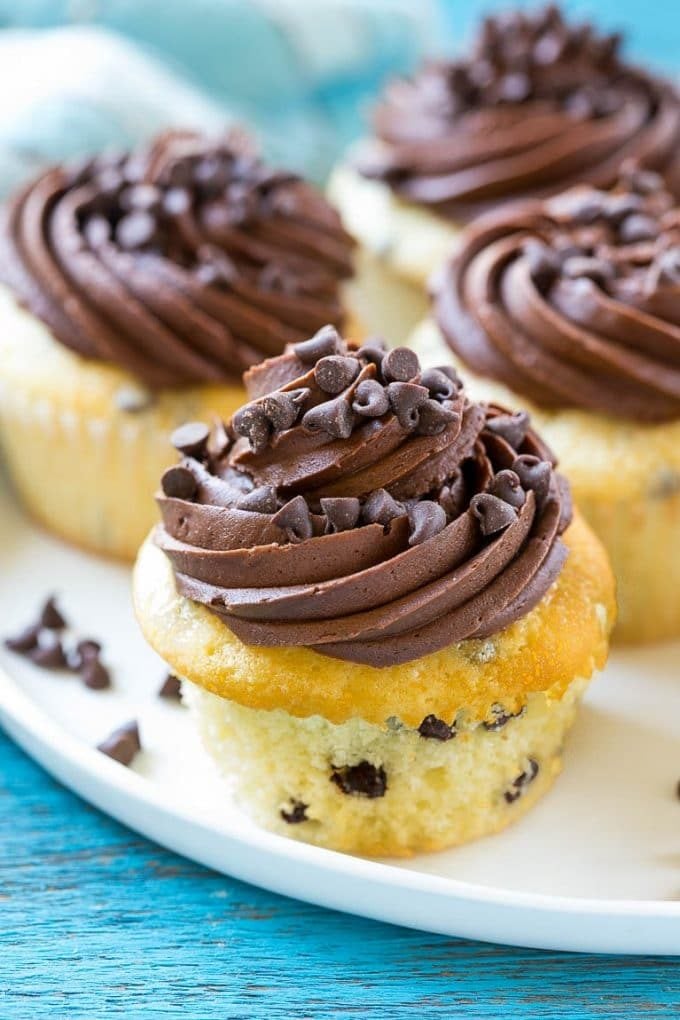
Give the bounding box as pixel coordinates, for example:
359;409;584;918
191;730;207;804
357;5;680;222
435;167;680;422
0;130;354;388
154;327;572;667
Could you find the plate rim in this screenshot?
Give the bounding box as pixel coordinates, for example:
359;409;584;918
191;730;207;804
2;659;679;955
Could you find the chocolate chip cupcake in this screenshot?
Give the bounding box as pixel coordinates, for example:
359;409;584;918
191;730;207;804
0;130;357;559
329;4;680;342
413;165;680;643
133;327;614;856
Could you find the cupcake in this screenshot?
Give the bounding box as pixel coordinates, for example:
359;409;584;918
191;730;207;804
329;4;680;342
415;165;680;643
0;130;357;559
133;327;614;856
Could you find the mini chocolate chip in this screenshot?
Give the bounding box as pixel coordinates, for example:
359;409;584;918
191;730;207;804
159;673;183;700
206;419;232;463
512;455;552;507
272;495;313;543
115;210;157;250
483;704;525;731
4;623;41;654
40;596;67;630
621;162;664;196
236;486;278;514
259;263;298;294
314;355;360;395
352;379;389;418
387;382;429;430
470;493;518;536
97;721;141;767
262;392;299;431
170;422;210;459
418;715;456;741
122;183;161;213
293;325;342;364
489;470;526;509
361;489;405;527
280;799;309;824
356;342;387;370
408;501;447;546
321;497;361;534
161;465;198;500
486;411;530;448
81;658;111;690
420;367;460;401
619;213;657;244
331;762;387;798
439;474;466;518
301;395;355;439
232;403;272;452
76;639;102;663
415;398;459;436
29;636;67;670
562;255;615;285
504;758;539;803
497;71;531;103
382;347;420;383
524;239;560;290
195;250;239;288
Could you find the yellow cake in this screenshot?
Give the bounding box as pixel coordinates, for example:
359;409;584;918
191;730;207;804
417;169;680;643
330;5;680;345
133;328;615;856
0;130;358;559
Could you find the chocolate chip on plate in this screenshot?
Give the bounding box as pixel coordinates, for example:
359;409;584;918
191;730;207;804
39;596;67;630
418;715;456;741
81;658;111;690
159;673;183;700
4;623;41;654
331;762;387;798
97;721;141;767
29;635;68;670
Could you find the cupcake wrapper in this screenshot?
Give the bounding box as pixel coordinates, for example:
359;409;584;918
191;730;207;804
184;676;589;857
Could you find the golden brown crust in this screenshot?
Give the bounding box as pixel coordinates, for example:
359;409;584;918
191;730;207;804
134;511;615;726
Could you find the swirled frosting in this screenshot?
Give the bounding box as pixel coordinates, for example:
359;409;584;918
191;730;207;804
435;166;680;422
357;5;680;221
153;327;572;667
0;130;354;388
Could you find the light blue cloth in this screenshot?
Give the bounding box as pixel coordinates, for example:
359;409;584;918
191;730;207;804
0;1;442;192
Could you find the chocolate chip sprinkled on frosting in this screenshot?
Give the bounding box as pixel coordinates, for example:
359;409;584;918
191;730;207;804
358;5;680;222
0;131;354;388
154;331;572;667
436;172;680;422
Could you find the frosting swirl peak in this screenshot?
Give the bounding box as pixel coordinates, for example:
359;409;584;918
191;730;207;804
435;166;680;422
358;5;680;221
0;130;354;388
154;328;572;666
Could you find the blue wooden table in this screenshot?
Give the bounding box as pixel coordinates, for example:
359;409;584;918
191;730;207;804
2;730;678;1018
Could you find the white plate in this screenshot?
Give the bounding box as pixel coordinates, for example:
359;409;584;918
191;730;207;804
1;479;679;955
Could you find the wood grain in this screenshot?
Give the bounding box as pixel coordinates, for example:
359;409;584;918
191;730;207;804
1;730;678;1018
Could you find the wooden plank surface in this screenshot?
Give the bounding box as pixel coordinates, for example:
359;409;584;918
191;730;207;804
1;731;678;1018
